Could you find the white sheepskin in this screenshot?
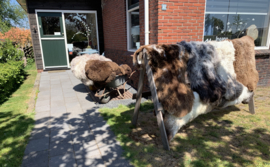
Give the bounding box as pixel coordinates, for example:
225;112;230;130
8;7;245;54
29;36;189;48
70;54;112;86
208;41;236;78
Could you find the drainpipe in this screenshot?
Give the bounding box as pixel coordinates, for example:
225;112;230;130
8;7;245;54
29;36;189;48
144;0;149;45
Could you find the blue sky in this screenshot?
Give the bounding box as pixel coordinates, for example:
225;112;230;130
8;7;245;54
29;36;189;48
10;0;30;29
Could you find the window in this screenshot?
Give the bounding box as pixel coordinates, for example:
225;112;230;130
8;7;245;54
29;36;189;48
127;0;140;51
41;16;61;35
204;0;270;49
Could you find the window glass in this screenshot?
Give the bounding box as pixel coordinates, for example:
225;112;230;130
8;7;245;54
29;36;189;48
204;0;270;47
129;9;140;50
64;13;98;59
41;16;61;35
128;0;139;9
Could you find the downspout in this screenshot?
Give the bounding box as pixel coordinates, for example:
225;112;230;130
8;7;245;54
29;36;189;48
144;0;149;45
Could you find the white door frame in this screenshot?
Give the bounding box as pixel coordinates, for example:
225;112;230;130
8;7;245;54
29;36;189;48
35;9;100;70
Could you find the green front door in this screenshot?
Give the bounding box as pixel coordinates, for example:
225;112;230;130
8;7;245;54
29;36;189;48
38;12;68;68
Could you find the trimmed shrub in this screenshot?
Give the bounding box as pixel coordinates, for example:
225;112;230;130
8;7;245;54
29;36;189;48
0;61;25;102
0;40;23;63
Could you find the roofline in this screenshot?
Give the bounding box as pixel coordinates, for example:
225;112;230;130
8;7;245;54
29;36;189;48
16;0;28;13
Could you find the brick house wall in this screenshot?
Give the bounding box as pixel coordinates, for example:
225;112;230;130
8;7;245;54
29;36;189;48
102;0;270;89
157;0;206;43
102;0;158;90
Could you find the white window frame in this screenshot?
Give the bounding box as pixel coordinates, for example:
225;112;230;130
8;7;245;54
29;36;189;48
126;0;139;52
203;1;270;50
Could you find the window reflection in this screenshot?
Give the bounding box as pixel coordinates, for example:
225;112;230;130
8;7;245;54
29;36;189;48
130;9;140;50
64;13;98;58
41;16;61;35
204;0;270;47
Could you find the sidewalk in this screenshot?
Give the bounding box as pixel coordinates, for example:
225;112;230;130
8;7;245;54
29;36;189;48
22;70;133;167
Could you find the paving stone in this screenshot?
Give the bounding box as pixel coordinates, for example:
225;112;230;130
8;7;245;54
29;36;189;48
64;96;79;103
22;150;49;167
35;111;50;120
35;105;50;113
71;129;95;144
50;129;72;143
38;90;50;96
24;137;49;154
29;127;50;140
73;142;101;159
84;111;104;124
64;92;77;98
90;121;111;133
51;99;65;107
99;144;124;163
50;106;67;116
39;86;50;92
51;95;64;101
67;117;89;131
76;158;105;167
95;131;119;147
50;141;73;157
49;153;76;167
66;102;82;113
35;99;50;107
51;91;64;97
50;120;70;132
37;94;50;101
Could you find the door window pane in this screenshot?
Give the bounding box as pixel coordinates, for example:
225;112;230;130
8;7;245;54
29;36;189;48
204;0;270;47
129;9;140;50
41;16;61;35
64;13;98;58
128;0;139;9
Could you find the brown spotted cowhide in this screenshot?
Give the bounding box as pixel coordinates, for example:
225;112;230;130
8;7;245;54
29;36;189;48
133;44;194;118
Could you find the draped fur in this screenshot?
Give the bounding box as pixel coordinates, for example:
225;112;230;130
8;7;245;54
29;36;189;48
208;41;243;101
133;44;194;118
178;41;226;103
230;36;259;91
133;39;257;142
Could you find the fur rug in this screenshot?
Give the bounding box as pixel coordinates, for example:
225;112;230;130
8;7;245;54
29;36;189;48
178;41;226;103
85;60;131;88
208;40;243;101
231;36;259;91
133;38;257;142
70;54;111;86
133;44;194;118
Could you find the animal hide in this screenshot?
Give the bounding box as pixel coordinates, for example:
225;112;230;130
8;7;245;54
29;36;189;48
178;41;226;103
120;64;132;76
85;60;131;88
133;44;194;118
133;38;257;142
208;41;243;101
230;36;259;91
70;54;111;86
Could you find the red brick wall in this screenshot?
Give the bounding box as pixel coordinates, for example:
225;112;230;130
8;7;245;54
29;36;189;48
256;55;270;86
102;0;127;50
102;0;159;91
157;0;206;43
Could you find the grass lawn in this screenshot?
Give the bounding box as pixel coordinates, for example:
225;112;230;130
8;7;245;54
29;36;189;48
99;87;270;167
0;63;37;166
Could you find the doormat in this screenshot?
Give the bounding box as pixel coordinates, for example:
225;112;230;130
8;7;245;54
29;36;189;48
47;70;66;73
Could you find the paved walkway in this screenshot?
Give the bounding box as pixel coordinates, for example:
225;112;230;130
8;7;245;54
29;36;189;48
22;70;133;167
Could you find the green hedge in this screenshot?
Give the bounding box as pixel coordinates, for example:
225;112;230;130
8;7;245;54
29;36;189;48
0;61;25;102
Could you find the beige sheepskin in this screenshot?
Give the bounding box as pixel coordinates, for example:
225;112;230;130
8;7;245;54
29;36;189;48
231;36;259;91
70;54;112;86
